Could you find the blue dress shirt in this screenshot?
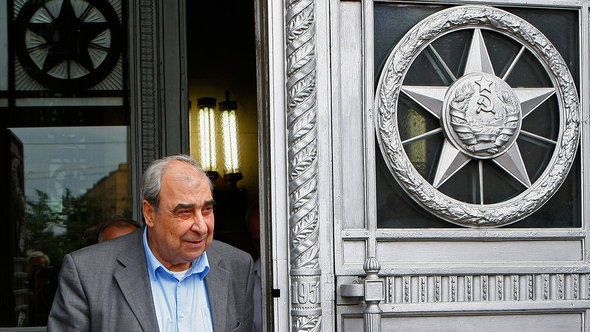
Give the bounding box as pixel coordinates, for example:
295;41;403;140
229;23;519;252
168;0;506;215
143;228;213;332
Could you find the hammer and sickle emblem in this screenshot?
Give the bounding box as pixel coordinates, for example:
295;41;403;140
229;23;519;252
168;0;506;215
476;95;494;113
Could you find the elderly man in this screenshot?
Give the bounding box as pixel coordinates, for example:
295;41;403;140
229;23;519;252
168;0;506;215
48;154;254;331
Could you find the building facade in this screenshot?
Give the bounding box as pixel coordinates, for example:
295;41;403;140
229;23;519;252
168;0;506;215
1;0;590;331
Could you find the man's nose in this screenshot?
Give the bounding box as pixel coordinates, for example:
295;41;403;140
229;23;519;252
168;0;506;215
190;212;207;233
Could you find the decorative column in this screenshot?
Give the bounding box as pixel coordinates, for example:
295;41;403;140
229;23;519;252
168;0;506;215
363;258;383;332
285;0;321;330
339;257;384;331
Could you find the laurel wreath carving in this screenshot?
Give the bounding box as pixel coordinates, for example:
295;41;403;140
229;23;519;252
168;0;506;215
375;5;580;227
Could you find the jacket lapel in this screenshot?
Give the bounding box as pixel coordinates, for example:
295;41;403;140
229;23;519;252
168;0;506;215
114;229;159;332
206;243;230;332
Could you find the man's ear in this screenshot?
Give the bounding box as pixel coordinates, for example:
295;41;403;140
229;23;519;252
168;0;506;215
143;200;155;227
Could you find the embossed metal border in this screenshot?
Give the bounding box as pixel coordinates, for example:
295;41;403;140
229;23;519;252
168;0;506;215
135;0;160;168
375;5;580;227
285;0;322;330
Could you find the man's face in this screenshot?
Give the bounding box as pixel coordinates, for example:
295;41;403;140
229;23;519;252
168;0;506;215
143;161;214;271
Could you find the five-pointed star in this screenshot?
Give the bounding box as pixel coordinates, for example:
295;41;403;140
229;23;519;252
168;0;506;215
475;76;493;93
400;29;556;202
26;0;109;77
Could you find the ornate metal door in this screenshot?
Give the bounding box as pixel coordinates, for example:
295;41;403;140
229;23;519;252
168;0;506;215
331;2;589;330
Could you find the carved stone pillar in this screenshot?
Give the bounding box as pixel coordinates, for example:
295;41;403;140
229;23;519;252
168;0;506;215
285;0;321;330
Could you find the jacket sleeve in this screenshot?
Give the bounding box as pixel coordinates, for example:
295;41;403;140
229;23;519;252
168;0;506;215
47;253;90;332
242;256;255;331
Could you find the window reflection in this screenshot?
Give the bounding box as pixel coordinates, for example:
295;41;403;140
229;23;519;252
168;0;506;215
11;127;129;211
3;0;128;326
5;126;131;326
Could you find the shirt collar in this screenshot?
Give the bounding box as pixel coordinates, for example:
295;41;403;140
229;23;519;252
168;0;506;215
143;227;210;280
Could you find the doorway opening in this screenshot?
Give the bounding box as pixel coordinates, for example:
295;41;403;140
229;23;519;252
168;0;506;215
186;1;267;331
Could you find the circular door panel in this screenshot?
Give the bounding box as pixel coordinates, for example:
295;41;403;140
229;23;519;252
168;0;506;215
374;6;579;227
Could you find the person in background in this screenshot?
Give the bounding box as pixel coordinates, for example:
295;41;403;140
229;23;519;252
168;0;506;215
26;251;54;326
97;215;140;242
48;154;254;331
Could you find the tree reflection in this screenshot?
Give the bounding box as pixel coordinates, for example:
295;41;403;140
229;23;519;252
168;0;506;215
24;188;116;325
26;188;107;266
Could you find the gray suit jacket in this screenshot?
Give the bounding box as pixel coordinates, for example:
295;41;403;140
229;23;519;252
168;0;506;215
48;228;254;331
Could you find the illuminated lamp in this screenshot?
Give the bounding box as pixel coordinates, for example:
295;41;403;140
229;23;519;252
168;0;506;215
219;91;242;188
197;97;219;181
